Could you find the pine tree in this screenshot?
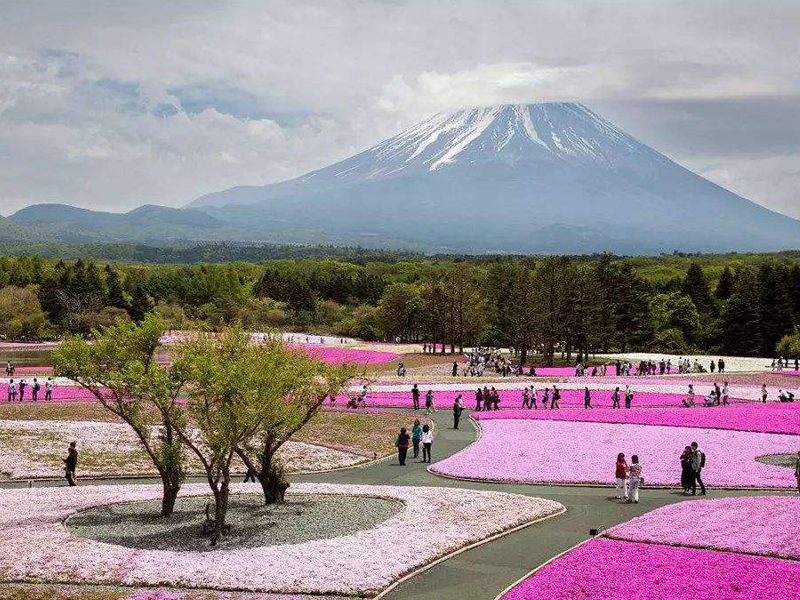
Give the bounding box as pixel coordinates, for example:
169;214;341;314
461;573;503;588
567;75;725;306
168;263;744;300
128;285;153;322
681;263;712;312
715;266;734;300
105;267;129;310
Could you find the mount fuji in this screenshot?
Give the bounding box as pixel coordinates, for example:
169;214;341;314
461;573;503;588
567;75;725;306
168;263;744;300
188;102;800;254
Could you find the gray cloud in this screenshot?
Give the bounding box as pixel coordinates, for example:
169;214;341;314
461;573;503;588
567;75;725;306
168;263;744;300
1;0;799;217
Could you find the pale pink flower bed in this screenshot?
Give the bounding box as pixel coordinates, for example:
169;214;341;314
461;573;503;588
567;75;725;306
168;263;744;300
288;345;400;365
0;483;562;596
606;496;800;560
500;538;800;600
475;403;800;435
431;420;799;488
330;389;725;409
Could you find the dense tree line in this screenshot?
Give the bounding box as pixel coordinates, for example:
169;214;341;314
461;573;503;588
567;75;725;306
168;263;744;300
2;253;800;358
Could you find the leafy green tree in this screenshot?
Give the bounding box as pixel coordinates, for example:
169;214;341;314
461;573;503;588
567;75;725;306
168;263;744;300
0;285;53;340
776;326;800;358
53;315;186;516
170;329;352;544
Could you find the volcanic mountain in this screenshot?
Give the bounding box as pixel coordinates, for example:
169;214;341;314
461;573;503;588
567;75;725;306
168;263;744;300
188;102;800;254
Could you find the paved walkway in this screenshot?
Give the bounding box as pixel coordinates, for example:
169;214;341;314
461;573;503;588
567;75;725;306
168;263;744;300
2;409;790;600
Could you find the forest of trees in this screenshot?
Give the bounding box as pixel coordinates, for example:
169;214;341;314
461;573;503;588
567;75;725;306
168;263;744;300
2;251;800;359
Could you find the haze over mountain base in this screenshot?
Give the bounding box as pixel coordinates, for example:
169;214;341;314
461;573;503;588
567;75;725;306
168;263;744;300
8;103;800;254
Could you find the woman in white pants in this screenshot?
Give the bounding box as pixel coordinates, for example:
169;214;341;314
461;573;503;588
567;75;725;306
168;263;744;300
627;455;643;503
615;453;628;499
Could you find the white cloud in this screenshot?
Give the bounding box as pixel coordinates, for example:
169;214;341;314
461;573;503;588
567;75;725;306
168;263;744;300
0;0;799;216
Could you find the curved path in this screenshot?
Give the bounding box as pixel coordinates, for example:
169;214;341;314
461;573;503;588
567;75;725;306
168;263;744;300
1;409;792;600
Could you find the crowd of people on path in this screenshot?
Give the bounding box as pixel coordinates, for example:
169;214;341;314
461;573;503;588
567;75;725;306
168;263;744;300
770;356;799;371
4;376;54;402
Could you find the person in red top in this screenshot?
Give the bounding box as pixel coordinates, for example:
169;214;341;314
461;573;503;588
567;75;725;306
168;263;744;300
615;452;629;500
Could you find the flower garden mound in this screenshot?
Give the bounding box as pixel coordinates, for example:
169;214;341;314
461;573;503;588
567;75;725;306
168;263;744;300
476;403;800;435
0;420;365;479
499;538;800;600
68;493;403;551
606;496;800;560
289;345;401;365
0;483;563;596
431;420;799;488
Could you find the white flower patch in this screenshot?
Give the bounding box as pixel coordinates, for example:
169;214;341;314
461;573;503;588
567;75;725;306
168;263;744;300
0;420;364;479
0;483;562;596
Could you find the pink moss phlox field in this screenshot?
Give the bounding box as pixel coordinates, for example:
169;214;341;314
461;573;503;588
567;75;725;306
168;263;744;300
606;496;800;560
476;403;800;435
329;389;729;409
431;420;799;487
0;483;562;596
500;538;800;600
288;344;400;365
0;383;99;402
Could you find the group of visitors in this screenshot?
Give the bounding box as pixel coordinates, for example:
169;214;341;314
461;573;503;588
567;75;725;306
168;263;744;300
679;442;707;495
410;385;439;413
396;419;434;465
771;356;799;371
5;377;54;402
474;386;502;411
676;357;725;374
682;382;732;407
614;453;643;503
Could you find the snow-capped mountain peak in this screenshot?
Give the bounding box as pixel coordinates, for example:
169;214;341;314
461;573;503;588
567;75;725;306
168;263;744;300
316;103;649;184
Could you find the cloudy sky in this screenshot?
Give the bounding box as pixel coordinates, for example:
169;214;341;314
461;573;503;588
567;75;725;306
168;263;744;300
1;0;799;217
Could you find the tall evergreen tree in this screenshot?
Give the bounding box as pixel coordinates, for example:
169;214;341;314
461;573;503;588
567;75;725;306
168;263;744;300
715;266;734;300
681;263;712;312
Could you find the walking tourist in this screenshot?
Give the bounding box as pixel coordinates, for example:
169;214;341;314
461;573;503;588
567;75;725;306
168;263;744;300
412;384;420;410
615;452;628;500
680;446;694;493
7;379;15;402
19;379;26;402
475;387;483;411
721;382;730;405
624;387;633;409
612;387;621;409
584;387;592;409
395;427;410;466
45;377;53;402
63;441;78;486
627;455;642;503
411;419;423;458
491;387;500;410
691;442;706;495
551;386;560;409
421;424;433;463
762;384;768;403
452;361;458;377
453;395;464;429
425;389;435;413
32;378;39;402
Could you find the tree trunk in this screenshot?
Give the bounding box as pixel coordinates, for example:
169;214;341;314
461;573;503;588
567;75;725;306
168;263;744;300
257;448;289;505
211;478;230;546
160;480;180;517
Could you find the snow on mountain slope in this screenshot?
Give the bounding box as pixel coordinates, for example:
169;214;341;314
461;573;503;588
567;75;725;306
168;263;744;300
188;103;800;254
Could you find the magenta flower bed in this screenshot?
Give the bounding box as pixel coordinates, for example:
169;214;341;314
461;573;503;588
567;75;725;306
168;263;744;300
431;419;798;487
500;538;800;600
475;403;800;435
0;383;101;402
288;345;400;365
327;389;723;409
607;496;800;560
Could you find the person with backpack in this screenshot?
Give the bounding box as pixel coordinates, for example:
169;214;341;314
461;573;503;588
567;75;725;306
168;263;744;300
18;379;26;402
32;378;40;402
425;390;435;413
691;441;706;495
